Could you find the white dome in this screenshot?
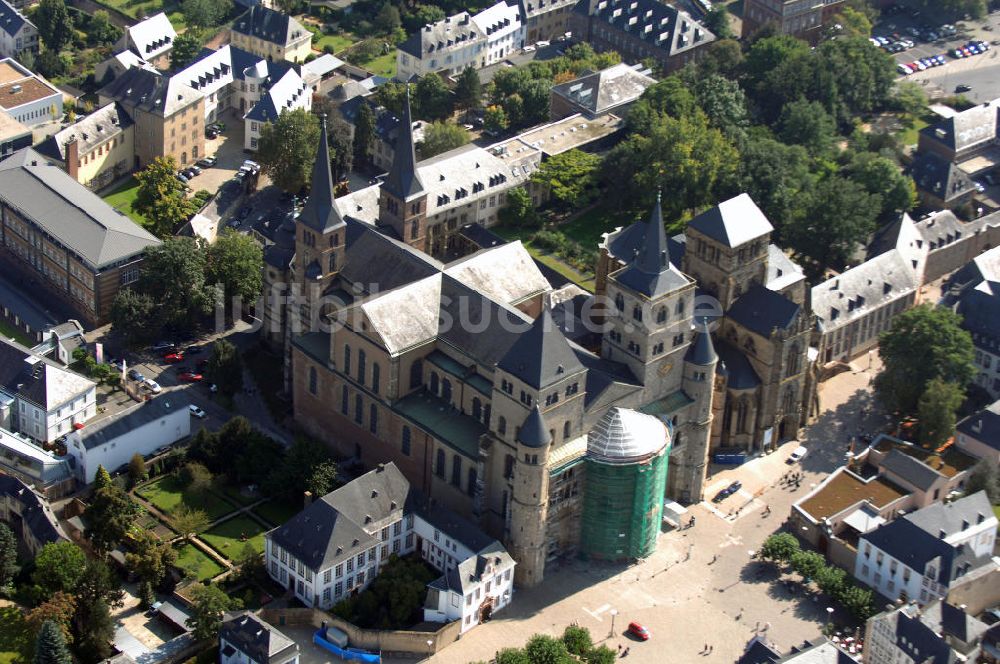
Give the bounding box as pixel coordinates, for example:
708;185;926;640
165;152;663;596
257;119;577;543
586;407;670;464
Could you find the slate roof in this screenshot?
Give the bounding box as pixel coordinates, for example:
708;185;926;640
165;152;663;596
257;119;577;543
715;340;760;389
0;474;69;546
727;285;800;338
0;148;160;269
220;612;297;664
767;245;806;292
582;0;714;58
550;63;655;117
905;491;994;540
119;12;176;60
921;601;991;647
381;90;425;201
688;193;774;248
430;541;515;595
893;609;959;664
37;102;133;162
0;337;94;411
413;499;496;553
298;115;344;233
956;400;1000;450
911;152;975;202
686;320;717;366
242;67;309;122
398;10;479;60
811;249;920;333
879;448;943;491
496;307;585;390
443;240;550;305
919;99;999;154
517;405;551;448
79;397;189;451
232;5;307;47
613;194;692;298
0;0;31;38
98;66;201;117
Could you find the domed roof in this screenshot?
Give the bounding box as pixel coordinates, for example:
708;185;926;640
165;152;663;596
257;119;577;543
587;407;670;464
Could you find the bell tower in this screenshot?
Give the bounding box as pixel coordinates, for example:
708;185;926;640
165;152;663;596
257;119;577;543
378;88;428;252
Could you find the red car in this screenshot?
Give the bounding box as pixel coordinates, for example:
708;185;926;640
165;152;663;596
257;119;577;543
163;352;185;363
177;372;203;382
627;622;650;641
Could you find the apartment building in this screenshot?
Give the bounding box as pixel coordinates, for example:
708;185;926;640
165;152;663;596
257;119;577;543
0;0;37;60
0;474;69;554
864;600;990;664
37;102;135;190
230;5;312;64
518;0;576;43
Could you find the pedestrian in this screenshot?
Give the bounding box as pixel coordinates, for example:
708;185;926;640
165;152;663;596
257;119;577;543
708;645;713;654
618;644;622;652
703;643;708;653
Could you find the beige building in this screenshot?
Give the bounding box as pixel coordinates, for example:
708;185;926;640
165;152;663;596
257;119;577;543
230;5;312;64
518;0;576;43
98;66;205;168
37;103;135;190
742;0;847;43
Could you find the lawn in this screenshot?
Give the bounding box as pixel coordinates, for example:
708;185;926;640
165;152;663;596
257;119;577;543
561;203;637;248
136;475;238;522
309;29;355;54
173;542;225;582
0;320;32;346
201;515;267;559
214;480;260;507
101;176;148;227
897;112;932;147
253;499;301;527
492;225;596;291
360;51;397;78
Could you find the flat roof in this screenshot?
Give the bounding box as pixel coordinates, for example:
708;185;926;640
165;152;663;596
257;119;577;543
0;110;29;139
395;390;485;459
491;113;622;157
0;74;59;111
873;438;978;479
0;61;25;84
798;468;906;522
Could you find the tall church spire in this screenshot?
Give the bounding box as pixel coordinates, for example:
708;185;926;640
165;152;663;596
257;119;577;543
382;86;425;201
613;191;687;298
299;114;343;232
636;190;669;273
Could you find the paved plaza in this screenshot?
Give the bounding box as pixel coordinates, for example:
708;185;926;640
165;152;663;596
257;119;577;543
426;359;887;663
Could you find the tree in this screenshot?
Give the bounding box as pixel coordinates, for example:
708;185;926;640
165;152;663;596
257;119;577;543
72;596;114;662
353;102;376;166
790;550;826;580
374;81;406;115
180;461;213;496
127;453;147;488
327;115;354;182
206;230;263;319
702;5;732;39
524;634;572;664
585;646;616;664
413;73;453;121
917;379;965;447
784;175;880;270
418;121;469;159
561;625;592;656
186;584;242;640
814;565;846;597
33;0;72;52
33;621;71;664
374;4;401;34
778;99;837;156
831;6;872;39
759;532;800;563
742;35;813;122
405;4;445;31
265;437;335;502
125;531;176;589
94;465;113;491
86;11;120;46
306;460;339;498
84;473;140;554
0;523;17;590
172;505;210;541
236;542;263;583
499;187;538;228
845;152;916;221
531;149;601;212
965;461;1000;504
138;237;213;332
206;338;243;395
875;305;975;414
170;33;203;71
109;289;156;346
813;36;896;127
35;49;67;78
837;584;875;621
234;431;284;486
257;108;320;193
26;593;76;646
691;74;748;138
735;136;812;236
495;649;532;664
181;0;231;29
454;67;483;111
134;157;197;239
483;105;508;134
694;39;743;79
33;542;87;596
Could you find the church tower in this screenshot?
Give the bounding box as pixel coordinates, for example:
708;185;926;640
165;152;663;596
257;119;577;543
378;89;427;252
674;319;718;503
508;406;551;588
601;193;697;399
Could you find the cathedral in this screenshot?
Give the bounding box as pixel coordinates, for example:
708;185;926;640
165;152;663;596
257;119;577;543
261;99;817;586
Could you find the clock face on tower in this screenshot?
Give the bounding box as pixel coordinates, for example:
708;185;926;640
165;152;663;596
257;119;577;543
658;360;672;376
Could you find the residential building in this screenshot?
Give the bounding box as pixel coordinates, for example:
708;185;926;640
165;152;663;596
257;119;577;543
241;64;311;150
265;463;516;632
219;612;298;664
0;474;68;554
549;62;655;120
864;600;990;664
738;637;858;663
742;0;847;43
65;397;191;484
396;1;524;80
0;337;96;444
569;0;714;74
0;110;30;157
518;0;576;43
0;426;75;498
0;0;37;60
37;102;135;190
855;491;997;605
114;12;176;68
230;5;312;64
912;208;1000;283
918;99;1000;169
956;400;1000;465
94;50;154;86
910;152;976;212
0;58;61;126
0;148;161;326
98;66;205;168
946;245;1000;399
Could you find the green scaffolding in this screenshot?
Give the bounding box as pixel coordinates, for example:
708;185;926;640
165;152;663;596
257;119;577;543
580;449;669;561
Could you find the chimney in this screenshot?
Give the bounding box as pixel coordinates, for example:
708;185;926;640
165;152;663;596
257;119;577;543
66;137;79;181
303;490;313;507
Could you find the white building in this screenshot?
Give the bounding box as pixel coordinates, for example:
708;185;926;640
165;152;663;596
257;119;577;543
956;399;1000;466
471;1;524;69
0;426;74;498
65;397;190;483
0;0;37;60
264;462;515;631
855;491;998;605
219;612;299;664
114;12;176;66
0;337;96;443
949;245;1000;399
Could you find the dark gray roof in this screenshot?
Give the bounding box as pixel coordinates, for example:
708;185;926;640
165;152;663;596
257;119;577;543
715;341;760;389
727;285;800;338
0;474;68;546
80;397;190;450
894;610;959;664
583;0;714;58
339;218;441;292
380;90;425;201
879;449;943;491
412;498;496;552
956;400;1000;449
517;405;551;448
0;337;94;410
0;0;30;38
220;612;297;664
905;491;994;540
613;194;691;298
687;193;773;249
299;116;344;233
496;308;585;390
0;149;160;269
232;5;303;45
37;103;133;163
606;217;646;263
686;320;717;366
98;66;201;117
911;152;974;202
457;223;505;251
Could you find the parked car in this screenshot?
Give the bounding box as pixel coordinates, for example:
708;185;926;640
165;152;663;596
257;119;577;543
196;156;217;168
189;405;206;419
875;35;890;45
713;481;743;503
627;622;650;641
178;372;203;382
151;341;176;351
163;351;185;363
975;181;986;193
128;369;145;382
523;44;536;52
188;165;202;176
956;83;973;92
788;446;808;463
897;63;913;74
185;345;204;355
175;172;189;183
143;379;162;394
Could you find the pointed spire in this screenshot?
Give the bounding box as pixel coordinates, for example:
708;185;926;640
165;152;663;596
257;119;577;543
517;405;551;449
686;317;717;366
635;190;669;274
382;86;425;201
497;308;584;390
299;114;344;232
612;191;688;298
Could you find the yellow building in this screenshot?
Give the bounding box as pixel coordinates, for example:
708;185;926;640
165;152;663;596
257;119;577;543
37;102;135;190
230;5;312;64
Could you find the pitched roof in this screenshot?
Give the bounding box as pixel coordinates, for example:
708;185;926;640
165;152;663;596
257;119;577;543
727;285;800;338
550;63;655;116
443;240;549;305
0;148;160;268
0;338;93;412
0;474;69;546
242;66;309;122
0;0;31;38
398;10;478;60
298;115;344;233
496;308;585;390
956;399;1000;449
613;194;691;297
920;99;1000;153
911;152;975;202
37;102;133;162
582;0;714;58
79;397;189;450
98;65;201;117
231;5;307;46
517;405;551;448
715;340;760;389
220;612;297;664
905;491;995;539
120;12;176;60
381;90;425;201
688;193;774;248
879;448;943;491
685;319;717;366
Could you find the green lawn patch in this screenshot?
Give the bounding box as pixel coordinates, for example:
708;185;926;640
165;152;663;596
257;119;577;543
101;176;148;228
214;480;259;507
137;475;238;522
253;499;301;527
360;51;396;78
897;112;932;147
201;515;267;559
311;31;355;53
561;203;636;248
0;320;32;346
492;225;596;291
173;543;225;582
0;605;27;664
